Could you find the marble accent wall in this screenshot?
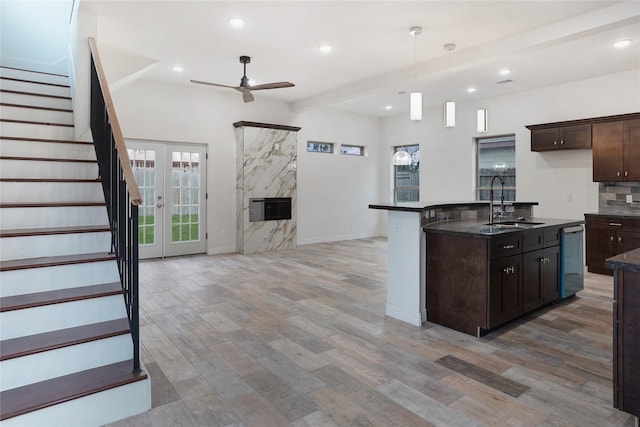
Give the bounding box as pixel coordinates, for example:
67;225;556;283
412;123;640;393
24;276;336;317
599;182;640;215
235;122;300;254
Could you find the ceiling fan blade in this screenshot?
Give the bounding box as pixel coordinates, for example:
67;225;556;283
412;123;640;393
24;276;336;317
190;80;238;89
248;82;295;91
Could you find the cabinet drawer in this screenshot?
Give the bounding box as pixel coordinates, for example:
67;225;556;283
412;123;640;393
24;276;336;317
586;216;640;230
490;234;522;258
544;227;561;247
522;231;543;252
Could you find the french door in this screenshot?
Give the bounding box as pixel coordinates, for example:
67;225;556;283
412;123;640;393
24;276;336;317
126;140;207;259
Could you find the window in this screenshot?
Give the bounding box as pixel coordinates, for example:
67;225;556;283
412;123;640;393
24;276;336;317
307;141;334;153
340;144;364;156
394;145;420;202
476;135;516;201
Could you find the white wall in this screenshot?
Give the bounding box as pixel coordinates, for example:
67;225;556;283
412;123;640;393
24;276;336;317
379;69;640;235
0;0;73;74
295;109;382;244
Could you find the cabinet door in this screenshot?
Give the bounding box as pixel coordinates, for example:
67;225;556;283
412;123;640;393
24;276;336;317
531;128;561;151
586;226;616;275
618;230;640;254
623;119;640;181
489;254;522;328
560;124;592;149
593;121;624;181
542;246;560;304
522;249;544;313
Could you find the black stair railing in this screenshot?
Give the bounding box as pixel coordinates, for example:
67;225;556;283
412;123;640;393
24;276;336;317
88;37;143;373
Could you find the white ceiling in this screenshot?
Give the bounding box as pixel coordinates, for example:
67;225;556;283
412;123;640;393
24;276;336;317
80;0;640;117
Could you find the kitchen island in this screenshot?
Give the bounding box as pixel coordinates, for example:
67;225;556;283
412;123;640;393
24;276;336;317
368;201;538;326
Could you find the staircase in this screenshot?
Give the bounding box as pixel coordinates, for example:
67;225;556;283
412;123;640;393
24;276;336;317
0;66;151;426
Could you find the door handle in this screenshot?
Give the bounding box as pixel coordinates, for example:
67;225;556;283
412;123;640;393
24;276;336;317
157;203;163;208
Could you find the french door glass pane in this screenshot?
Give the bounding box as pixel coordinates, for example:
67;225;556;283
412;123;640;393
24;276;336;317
171;151;201;243
128;148;156;245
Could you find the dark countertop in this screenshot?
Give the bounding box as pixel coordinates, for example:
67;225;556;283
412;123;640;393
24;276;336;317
369;201;538;213
605;248;640;273
585;212;640;219
423;217;584;238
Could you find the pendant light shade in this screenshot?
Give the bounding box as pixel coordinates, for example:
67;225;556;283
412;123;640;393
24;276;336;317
410;92;422;121
444;101;455;127
409;26;422;121
477;108;488;133
443;43;456;128
393;149;412;166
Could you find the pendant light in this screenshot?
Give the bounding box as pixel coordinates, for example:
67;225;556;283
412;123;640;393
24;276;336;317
477;108;488;133
393;147;412;166
409;26;422;121
444;43;455;127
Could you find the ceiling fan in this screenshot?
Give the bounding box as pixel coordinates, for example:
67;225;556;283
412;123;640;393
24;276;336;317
191;55;295;103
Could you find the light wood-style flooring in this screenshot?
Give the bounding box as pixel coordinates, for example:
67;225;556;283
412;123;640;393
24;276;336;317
106;238;635;427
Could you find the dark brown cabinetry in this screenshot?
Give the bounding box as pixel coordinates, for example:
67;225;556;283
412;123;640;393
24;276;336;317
585;215;640;275
530;124;592;152
607;265;640;419
426;226;561;336
593;119;640;181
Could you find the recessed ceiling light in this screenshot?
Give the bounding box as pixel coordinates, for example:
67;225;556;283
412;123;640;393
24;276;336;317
499;68;511;76
172;65;184;73
229;18;245;28
384;105;393;110
614;39;632;48
467;87;477;93
318;44;333;54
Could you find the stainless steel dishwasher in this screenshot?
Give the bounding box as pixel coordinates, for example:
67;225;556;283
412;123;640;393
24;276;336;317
560;225;584;298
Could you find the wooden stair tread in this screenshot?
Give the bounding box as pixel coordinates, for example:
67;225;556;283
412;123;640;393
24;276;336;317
0;155;94;163
0;76;70;89
0;282;121;313
0;89;71;100
0;202;105;208
0;136;92;145
0;118;73;128
0;317;129;360
0;252;115;272
0;102;73;113
0;360;147;421
1;225;110;238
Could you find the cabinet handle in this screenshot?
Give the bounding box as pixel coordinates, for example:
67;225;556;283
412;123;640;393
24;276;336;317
619;236;622;242
610;236;615;241
617;171;621;177
560;140;564;145
503;266;515;274
625;171;628;177
553;140;557;146
609;222;623;226
502;244;515;249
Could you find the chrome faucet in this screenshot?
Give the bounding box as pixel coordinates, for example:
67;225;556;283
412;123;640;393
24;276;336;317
489;175;505;224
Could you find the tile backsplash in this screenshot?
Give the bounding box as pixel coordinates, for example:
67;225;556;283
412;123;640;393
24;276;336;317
599;182;640;215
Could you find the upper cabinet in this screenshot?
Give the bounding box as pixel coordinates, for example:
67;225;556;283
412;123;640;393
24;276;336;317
593;119;640;182
530;124;592;151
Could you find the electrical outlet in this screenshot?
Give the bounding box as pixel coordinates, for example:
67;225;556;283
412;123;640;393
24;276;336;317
626;194;633;203
566;194;572;202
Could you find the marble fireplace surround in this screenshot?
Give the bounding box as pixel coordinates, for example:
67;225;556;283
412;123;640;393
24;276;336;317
234;121;301;254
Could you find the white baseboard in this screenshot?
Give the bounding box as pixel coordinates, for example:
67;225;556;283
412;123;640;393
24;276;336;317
297;231;383;246
207;245;237;255
385;303;424;327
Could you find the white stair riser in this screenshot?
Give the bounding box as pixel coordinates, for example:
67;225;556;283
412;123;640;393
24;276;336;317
0;105;73;125
0;91;72;110
0;121;74;140
0;334;132;391
0;159;98;179
0;139;95;160
0;295;127;339
0;377;151;427
0;68;69;86
0;181;104;203
0;79;70;97
0;231;112;261
0;205;108;230
0;261;120;297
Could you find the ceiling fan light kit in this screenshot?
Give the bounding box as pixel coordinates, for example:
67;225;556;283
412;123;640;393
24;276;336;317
191;55;294;103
